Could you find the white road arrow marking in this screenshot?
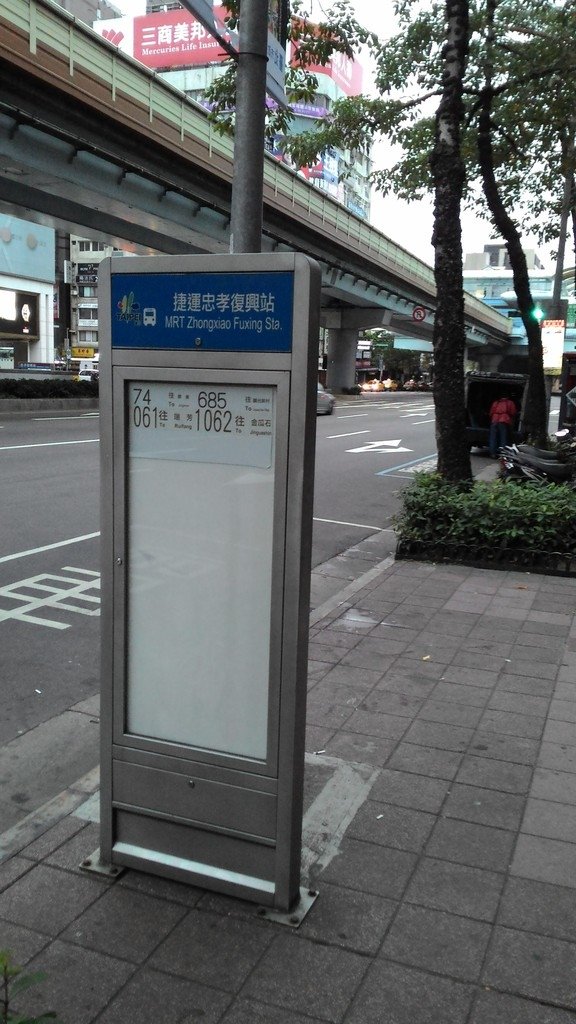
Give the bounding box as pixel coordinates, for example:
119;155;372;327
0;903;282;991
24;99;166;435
346;439;413;454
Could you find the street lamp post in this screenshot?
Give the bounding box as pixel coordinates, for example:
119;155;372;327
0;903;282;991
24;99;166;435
229;0;269;254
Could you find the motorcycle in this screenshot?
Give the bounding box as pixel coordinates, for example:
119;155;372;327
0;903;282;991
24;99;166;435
498;435;576;486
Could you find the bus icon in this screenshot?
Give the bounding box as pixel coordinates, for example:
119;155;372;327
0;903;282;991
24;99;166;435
143;308;157;326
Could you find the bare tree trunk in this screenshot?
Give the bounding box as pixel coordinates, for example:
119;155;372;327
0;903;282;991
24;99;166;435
476;0;547;445
477;103;548;443
430;0;472;482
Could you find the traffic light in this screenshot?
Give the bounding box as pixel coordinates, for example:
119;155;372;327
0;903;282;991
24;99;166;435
529;298;568;323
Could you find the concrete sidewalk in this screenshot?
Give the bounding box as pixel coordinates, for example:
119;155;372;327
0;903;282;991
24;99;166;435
1;543;575;1023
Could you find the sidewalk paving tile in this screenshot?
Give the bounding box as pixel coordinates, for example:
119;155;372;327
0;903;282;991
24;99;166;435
503;659;559;681
498;876;576;943
0;921;50;966
15;816;87;861
60;885;188;962
483;926;576;1009
415;698;485;728
521;796;576;843
94;968;232;1024
470;990;576;1023
369;769;450;812
496;672;557;696
2;555;576;1024
342;708;411;740
152;910;275;992
318;837;417;899
511;833;576;889
404;856;504;921
454;754;533;794
0;855;35;892
221;1000;327;1024
14;940;134;1024
442;782;526;830
117;867;204;908
298;881;397;955
357;689;426;719
347;800;436;853
322;730;398;766
468;730;540;765
542;719;576;746
430;681;494;705
437;665;500;687
550;699;576;723
386;741;464;779
487;690;551;717
380;903;491;981
400;720;474;752
0;863;104;934
531;767;576;804
537;742;576;773
241;933;369;1022
477;708;545;740
425;817;516;872
345;961;474;1024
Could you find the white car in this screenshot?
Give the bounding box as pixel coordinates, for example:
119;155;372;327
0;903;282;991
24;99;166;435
317;383;335;415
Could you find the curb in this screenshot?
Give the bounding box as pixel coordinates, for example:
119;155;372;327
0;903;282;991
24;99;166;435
0;398;99;414
0;767;100;863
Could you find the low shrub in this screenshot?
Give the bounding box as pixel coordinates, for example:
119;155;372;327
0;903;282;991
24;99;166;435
0;378;98;399
0;949;61;1022
394;473;576;556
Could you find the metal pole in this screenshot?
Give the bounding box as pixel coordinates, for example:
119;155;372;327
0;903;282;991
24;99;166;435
229;0;269;253
552;118;576;317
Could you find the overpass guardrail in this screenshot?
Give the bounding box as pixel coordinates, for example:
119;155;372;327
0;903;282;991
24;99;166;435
0;0;510;341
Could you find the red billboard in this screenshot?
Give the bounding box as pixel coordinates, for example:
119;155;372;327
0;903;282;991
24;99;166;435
133;7;233;69
289;42;363;97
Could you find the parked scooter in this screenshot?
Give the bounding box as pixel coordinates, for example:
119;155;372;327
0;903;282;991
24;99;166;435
498;434;576;485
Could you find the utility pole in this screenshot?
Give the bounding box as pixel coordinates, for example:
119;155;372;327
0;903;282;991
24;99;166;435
229;0;269;254
552;118;576;318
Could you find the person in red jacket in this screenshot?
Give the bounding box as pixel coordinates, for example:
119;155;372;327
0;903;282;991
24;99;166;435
489;394;517;457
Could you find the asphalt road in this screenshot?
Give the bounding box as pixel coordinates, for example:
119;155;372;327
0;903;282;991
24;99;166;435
312;391;439;565
0;394;442;834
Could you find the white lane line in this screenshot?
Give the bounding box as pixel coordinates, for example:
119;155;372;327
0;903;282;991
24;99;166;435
33;414;99;421
336;414;369;419
314;516;394;532
413;419;436;425
0;533;100;565
0;439;98;452
326;430;371;439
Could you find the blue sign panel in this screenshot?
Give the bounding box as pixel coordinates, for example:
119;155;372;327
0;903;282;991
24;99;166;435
111;271;294;352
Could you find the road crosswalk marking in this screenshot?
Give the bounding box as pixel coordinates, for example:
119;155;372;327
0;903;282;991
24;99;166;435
0;567;100;629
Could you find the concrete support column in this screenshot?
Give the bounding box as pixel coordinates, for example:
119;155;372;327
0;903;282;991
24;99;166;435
326;328;358;392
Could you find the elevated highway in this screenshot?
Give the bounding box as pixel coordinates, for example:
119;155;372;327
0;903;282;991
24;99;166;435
0;0;512;384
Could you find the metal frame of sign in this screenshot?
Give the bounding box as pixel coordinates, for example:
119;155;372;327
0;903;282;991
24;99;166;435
98;252;320;911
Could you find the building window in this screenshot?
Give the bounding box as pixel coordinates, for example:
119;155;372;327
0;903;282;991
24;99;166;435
79;330;98;345
78;286;96;298
77;240;107;252
78;305;98;324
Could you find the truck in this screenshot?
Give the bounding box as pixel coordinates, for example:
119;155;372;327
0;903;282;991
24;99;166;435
558;353;576;433
465;370;529;450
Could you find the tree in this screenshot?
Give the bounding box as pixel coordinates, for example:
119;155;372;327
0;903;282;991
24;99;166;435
281;0;576;451
208;0;576;470
208;0;475;479
429;0;472;481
